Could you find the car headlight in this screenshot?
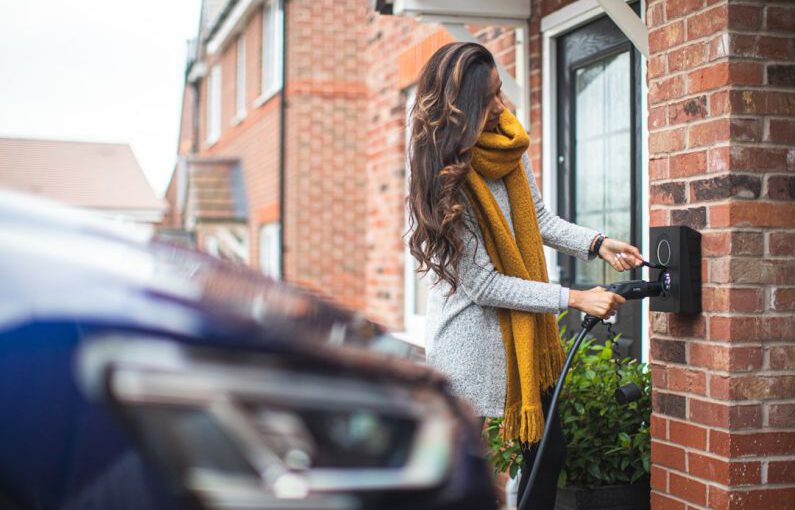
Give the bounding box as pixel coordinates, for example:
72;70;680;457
78;337;457;510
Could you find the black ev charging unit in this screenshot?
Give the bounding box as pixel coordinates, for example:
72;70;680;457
519;227;703;510
649;226;702;313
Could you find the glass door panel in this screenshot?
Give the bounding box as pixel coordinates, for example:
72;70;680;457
555;5;643;360
573;51;632;287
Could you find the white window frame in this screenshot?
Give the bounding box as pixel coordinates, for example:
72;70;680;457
259;222;281;280
256;0;283;106
206;64;222;145
541;0;649;362
205;235;220;257
401;86;428;347
235;34;247;121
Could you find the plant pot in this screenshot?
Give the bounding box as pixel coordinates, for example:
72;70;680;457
555;480;650;510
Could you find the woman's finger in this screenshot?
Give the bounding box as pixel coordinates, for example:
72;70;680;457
621;254;632;271
621;252;636;270
628;246;644;266
614;253;629;271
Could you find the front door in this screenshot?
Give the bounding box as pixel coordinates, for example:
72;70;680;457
556;7;643;359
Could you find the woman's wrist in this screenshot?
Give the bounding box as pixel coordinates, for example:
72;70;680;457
568;289;582;309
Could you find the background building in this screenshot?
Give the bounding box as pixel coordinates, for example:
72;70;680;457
0;137;165;226
164;0;368;311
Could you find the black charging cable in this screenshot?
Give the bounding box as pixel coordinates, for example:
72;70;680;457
518;259;669;510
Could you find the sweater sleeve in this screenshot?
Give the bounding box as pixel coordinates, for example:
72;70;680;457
456;207;568;314
522;153;600;262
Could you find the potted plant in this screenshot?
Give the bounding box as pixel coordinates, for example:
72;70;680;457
485;312;652;510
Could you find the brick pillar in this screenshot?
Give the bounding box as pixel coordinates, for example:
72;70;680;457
647;1;795;509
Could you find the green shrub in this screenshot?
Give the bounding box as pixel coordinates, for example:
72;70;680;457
484;311;651;487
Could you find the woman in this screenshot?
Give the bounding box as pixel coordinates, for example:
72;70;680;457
406;42;643;508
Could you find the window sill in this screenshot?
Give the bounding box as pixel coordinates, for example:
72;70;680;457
205;135;219;148
391;330;425;348
231;111;247;126
254;85;282;108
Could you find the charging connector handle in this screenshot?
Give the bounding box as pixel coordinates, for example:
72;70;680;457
603;279;664;300
581;277;667;330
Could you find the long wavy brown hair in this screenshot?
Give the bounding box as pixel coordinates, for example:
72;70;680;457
407;42;496;293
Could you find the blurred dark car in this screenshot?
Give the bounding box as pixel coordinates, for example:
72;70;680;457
0;191;497;510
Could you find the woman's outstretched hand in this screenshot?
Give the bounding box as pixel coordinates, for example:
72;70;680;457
566;236;642;318
598;238;643;272
568;286;626;319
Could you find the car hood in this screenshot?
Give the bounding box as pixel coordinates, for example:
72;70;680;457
0;191;425;366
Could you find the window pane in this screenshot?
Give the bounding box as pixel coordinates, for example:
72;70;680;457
575;138;604;214
207;65;222;143
573;51;631;287
261;0;282;95
259;222;280;279
261;2;274;93
236;35;246;115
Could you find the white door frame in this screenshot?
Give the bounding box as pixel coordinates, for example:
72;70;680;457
541;0;650;362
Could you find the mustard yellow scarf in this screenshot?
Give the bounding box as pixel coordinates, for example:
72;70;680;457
464;109;564;444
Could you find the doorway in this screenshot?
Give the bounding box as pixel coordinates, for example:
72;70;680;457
555;6;643;359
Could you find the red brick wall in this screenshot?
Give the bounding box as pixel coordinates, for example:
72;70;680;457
646;1;795;509
183;1;371;309
282;0;370;310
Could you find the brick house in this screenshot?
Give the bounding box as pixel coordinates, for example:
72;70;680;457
166;0;795;508
165;0;369;307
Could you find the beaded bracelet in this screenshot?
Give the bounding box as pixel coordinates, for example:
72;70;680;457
591;233;607;259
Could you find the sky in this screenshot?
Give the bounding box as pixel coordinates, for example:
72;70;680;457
0;0;202;197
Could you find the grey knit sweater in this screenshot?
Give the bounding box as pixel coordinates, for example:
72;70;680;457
423;153;600;417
